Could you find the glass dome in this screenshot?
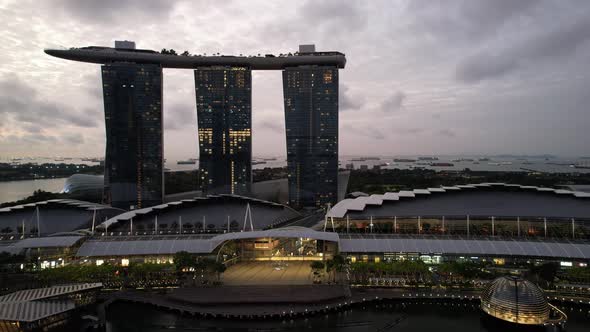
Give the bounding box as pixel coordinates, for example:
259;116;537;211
480;276;550;325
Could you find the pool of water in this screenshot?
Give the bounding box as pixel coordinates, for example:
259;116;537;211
105;301;590;332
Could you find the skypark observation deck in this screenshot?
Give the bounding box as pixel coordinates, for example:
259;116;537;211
44;47;346;69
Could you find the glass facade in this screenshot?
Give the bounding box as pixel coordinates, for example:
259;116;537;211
101;63;164;209
283;66;339;208
194;67;252;195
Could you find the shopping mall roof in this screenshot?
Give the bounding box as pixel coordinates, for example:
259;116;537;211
0;283;102;323
0;199;117;213
98;194;300;231
76;226;339;257
339;236;590;260
77;237;214;256
1;236;84;254
0;199;124;236
328;183;590;218
0;283;102;303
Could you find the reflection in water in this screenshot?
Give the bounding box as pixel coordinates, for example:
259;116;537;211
106;300;590;332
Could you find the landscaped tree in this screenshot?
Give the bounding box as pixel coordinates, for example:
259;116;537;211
213;261;226;282
530;262;558;287
326;254;346;283
310;261;326;283
310;261;325;271
173;251;196;272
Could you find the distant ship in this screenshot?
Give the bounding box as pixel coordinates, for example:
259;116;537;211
431;162;454;167
418;157;438;161
393;158;416;163
177;159;196;165
478;157;491;161
252;160;267;165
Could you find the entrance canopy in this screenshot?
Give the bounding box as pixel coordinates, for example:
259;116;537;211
209;226;340;250
76;227;340;257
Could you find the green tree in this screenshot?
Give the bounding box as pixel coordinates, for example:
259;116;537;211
213;261;226;282
173;251;196;272
310;261;325;271
531;262;558;286
326;254;345;283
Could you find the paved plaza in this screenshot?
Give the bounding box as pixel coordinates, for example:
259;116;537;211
222;261;314;285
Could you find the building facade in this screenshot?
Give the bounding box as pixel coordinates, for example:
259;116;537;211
101;63;164;209
194;66;252;195
283;66;339;208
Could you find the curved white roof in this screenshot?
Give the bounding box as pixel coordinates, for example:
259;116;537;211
339;237;590;259
209;226;340;249
0;199;119;213
76;227;339;257
328;183;590;218
99;194;294;230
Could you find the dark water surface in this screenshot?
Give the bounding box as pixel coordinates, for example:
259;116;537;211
106;301;590;332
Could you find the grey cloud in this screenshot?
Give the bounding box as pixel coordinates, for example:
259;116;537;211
22;124;44;134
258;120;284;133
0;75;99;128
259;0;368;45
403;128;425;135
409;0;540;43
340;85;362;111
53;0;176;24
343;124;385;140
437;129;457;138
164;104;196;131
456;55;518;83
380;91;406;112
62;132;85;145
299;0;368;33
457;12;590;82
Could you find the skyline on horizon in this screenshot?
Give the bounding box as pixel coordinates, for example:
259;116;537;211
1;0;590;159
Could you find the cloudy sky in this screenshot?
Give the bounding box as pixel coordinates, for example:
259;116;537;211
1;0;589;159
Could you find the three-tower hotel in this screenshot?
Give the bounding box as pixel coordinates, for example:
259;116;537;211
45;41;346;210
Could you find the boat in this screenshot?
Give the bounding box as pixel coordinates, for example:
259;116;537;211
393;158;416;163
252;161;267;165
418;157;438;161
500;161;513;165
431;162;454;167
351;157;381;161
478;157;491;161
177;160;196;165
